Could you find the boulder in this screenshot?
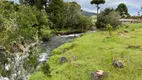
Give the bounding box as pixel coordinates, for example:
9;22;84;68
60;57;68;64
91;70;106;80
17;44;25;52
112;60;124;68
10;42;19;53
10;41;25;53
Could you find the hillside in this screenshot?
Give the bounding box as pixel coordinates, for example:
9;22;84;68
82;10;96;16
30;23;142;80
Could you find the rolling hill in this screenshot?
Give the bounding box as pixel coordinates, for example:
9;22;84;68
82;10;96;16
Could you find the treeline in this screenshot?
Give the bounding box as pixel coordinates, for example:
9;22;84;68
46;1;89;31
20;0;90;31
0;0;91;46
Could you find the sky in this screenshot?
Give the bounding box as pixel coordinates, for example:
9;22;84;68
12;0;142;16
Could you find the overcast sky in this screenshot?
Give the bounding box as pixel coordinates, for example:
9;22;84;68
12;0;141;16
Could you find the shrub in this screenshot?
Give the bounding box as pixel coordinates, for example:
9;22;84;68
40;63;51;77
23;54;38;71
40;26;52;41
106;24;112;36
77;15;90;32
96;8;121;29
106;11;121;28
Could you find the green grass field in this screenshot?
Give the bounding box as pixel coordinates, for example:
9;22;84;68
29;23;142;80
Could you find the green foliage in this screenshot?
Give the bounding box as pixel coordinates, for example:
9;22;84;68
78;15;90;32
65;2;81;28
17;27;37;40
23;54;38;71
16;5;38;28
90;0;105;5
103;8;114;15
40;63;51;77
0;2;18;45
0;2;49;44
46;0;65;29
0;2;50;76
46;1;89;31
116;3;130;18
106;11;121;28
106;24;112;36
23;42;46;73
16;5;48;28
96;8;121;29
0;48;12;77
41;27;52;41
16;5;49;40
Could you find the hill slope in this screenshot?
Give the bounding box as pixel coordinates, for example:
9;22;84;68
82;10;96;16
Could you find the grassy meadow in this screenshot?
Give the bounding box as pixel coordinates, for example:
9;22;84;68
30;23;142;80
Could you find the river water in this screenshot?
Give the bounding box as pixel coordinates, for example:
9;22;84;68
39;34;82;62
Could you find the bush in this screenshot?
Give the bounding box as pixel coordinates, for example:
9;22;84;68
77;15;90;32
41;29;52;41
40;63;51;77
96;8;121;29
106;24;112;36
106;11;121;28
23;54;38;71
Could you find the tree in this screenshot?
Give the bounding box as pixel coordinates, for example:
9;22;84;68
65;2;89;31
103;8;114;15
90;0;105;15
116;3;129;18
46;0;66;29
66;2;82;29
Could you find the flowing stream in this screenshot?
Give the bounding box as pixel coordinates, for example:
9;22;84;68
39;34;82;63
